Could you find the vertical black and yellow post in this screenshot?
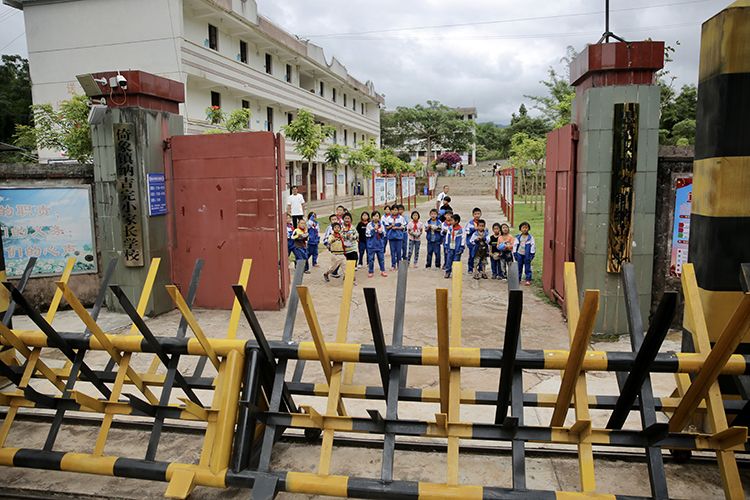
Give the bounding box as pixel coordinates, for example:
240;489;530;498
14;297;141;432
0;236;8;324
689;1;750;341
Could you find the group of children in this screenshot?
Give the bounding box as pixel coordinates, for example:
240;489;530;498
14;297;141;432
286;202;536;285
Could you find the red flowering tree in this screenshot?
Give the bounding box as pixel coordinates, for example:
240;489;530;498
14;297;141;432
436;151;462;167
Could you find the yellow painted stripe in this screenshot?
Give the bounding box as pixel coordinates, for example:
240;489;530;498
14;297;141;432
698;3;750;82
692;157;750;217
60;453;116;476
0;447;19;466
166;285;221;370
0;270;9;313
226;258;252;339
684;288;748;343
45;257;75;324
418;482;483;500
286;472;348;497
130;258;160;335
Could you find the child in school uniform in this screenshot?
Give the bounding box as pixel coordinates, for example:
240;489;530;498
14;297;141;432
398;205;409;260
386;206;406;270
440;210;453;267
443;213;465;279
406;210;424;268
323;222;347;282
498;223;516;280
489;223;503;279
469;219;490;279
425;208;442;270
322;214;341;278
382;205;392;258
366;210;387;277
306;211;320;267
291;218;310;273
438;196;453;222
465;207;482;275
513;221;536;285
286;214;295;258
356;212;370;269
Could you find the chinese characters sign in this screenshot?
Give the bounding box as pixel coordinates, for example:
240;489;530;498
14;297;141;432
0;187;97;278
607;103;639;273
115;123;144;267
147;173;167;216
670;176;692;277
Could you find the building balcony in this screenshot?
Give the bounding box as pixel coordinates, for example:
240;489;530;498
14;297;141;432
180;40;380;136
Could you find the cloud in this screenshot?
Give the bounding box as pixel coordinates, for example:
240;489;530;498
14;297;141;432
1;0;725;124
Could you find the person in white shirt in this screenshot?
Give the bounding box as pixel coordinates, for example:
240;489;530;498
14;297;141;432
287;186;306;227
436;185;449;210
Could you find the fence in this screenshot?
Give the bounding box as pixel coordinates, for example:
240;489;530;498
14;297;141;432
1;256;750;499
496;168;515;226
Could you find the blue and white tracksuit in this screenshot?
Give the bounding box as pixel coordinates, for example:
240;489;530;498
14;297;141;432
443;225;466;275
307;218;320;266
366;221;387;273
465;218;481;273
286;224;294;257
425;219;443;268
513;233;536;282
386;214;407;268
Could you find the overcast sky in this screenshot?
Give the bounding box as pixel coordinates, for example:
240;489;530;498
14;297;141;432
0;0;726;124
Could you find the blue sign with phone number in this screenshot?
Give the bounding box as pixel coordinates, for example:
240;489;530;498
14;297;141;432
147;173;167;216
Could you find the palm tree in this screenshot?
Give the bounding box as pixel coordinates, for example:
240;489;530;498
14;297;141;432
325;143;348;212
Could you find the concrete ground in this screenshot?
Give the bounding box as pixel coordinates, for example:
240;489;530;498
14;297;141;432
1;194;749;498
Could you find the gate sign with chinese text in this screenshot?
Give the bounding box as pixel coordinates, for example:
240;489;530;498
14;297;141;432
147;173;167;216
115;123;145;267
0;187;97;278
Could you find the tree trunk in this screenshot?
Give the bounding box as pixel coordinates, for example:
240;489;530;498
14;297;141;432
426;137;432;171
306;160;312;203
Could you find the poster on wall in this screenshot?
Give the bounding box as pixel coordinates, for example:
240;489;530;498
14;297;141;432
325;170;334;185
670;176;693;277
0;187;98;278
505;174;513;205
409;176;416;197
374;177;386;206
401;177;409;198
428;174;436;191
147;173;167;216
386;177;397;202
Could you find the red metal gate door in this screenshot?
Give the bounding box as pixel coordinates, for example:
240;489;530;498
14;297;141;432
168;131;289;310
542;124;578;307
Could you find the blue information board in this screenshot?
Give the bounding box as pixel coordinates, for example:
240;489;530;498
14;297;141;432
147;173;167;216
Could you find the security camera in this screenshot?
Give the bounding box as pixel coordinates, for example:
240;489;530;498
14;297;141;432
109;73;127;90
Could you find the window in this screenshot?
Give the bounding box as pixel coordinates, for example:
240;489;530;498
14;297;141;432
287;112;293;125
285;64;292;83
211;91;221;108
361;103;365;115
352;98;356;111
241;99;250;109
332;88;336;103
343;129;348;145
343;94;347;107
266;107;274;132
319;81;324;97
208;24;218;51
353;132;357;145
333;130;338;144
239;40;248;63
265;53;272;74
467;114;473;120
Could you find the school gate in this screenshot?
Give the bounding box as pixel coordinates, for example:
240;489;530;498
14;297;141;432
169;131;290;310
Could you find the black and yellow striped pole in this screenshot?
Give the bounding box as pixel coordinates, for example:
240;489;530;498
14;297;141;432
0;236;8;326
688;1;750;341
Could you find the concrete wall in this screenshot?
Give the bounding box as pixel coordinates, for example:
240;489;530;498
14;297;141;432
0;162;100;309
651;145;694;328
573;84;661;333
91;107;183;315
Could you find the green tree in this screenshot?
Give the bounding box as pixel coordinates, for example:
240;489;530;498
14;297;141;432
282;109;334;201
525;48;577;129
325;143;348;210
380;101;475;163
671;118;696;145
377;148;410;174
14;94;92;163
0;55;32;146
507;104;551;140
476;122;511;159
660;84;697;144
510;132;546;210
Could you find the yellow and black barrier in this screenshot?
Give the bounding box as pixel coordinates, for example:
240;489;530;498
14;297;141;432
1;256;750;499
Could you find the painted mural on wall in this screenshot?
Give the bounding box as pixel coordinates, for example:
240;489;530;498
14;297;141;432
670;176;692;277
0;187;97;278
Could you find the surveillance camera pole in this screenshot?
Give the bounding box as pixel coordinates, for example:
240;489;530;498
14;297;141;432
597;0;628;44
